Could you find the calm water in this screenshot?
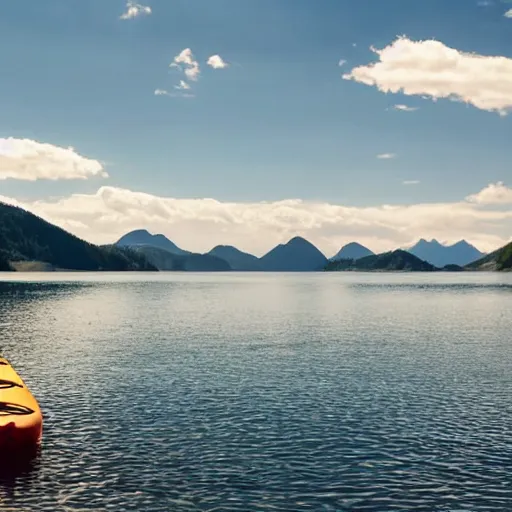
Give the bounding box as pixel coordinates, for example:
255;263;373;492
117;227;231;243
0;272;511;511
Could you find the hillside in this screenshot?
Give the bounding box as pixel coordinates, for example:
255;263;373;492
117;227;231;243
325;249;437;272
259;236;328;271
0;202;157;271
465;240;512;271
133;245;231;271
0;252;11;271
408;238;484;267
208;245;262;271
116;229;190;256
331;242;374;261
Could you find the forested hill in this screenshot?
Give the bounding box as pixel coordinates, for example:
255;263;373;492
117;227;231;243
0;251;11;271
324;250;437;272
0;202;157;271
465;241;512;271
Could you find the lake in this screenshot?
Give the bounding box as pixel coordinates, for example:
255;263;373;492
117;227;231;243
0;271;511;511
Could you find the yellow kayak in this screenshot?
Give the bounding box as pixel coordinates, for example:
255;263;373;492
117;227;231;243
0;358;43;456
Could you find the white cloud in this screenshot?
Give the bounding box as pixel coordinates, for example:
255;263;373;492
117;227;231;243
120;1;151;20
343;36;512;115
466;181;512;205
154;88;194;99
403;180;420;185
338;59;347;67
207;55;229;69
377;153;396;159
174;80;191;90
2;183;511;257
505;8;512;17
171;48;200;82
0;138;107;181
393;104;418;112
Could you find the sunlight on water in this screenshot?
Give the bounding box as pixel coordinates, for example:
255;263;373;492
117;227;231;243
0;272;511;511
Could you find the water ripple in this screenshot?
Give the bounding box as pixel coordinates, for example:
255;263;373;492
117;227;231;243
0;274;511;511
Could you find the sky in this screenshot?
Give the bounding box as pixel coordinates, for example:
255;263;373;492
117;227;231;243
1;0;512;257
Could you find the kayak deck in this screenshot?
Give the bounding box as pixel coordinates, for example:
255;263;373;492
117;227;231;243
0;358;43;455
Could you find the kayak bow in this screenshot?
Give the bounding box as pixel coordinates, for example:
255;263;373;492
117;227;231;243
0;358;43;456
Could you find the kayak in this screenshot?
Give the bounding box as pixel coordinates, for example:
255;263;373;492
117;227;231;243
0;358;43;456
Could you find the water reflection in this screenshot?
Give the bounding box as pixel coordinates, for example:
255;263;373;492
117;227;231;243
0;448;42;497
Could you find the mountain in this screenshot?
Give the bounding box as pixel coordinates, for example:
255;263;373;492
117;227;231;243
325;249;437;272
465;240;512;271
331;242;374;261
208;245;262;271
259;236;328;271
132;245;231;271
0;202;157;271
407;238;484;267
116;229;190;256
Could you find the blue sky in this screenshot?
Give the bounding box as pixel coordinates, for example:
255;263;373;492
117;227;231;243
0;0;512;256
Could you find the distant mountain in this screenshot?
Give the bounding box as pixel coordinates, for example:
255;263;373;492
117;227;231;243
259;236;328;271
116;229;190;256
0;202;157;271
325;249;437;272
465;240;512;271
407;238;484;267
208;245;262;271
133;245;231;271
331;242;374;261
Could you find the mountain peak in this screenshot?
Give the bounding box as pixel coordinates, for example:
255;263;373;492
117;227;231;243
125;228;151;237
451;239;473;248
331;241;374;261
287;236;310;245
116;230;189;256
260;237;327;271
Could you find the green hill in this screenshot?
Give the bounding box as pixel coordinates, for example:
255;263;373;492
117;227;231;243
208;245;262;271
465;241;512;271
0;202;157;271
324;249;437;272
132;245;231;271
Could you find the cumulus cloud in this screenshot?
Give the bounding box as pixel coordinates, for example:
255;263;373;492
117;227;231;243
0;138;107;181
393;104;418;112
466;181;512;205
120;1;151;20
2;183;511;258
505;8;512;17
377;153;396;159
207;55;229;69
171;48;200;82
338;59;347;67
343;36;512;115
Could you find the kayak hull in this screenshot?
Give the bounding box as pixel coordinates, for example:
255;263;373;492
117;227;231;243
0;358;43;456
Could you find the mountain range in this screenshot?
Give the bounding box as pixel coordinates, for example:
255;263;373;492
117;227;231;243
116;231;328;272
0;202;510;273
406;239;485;268
116;229;490;271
